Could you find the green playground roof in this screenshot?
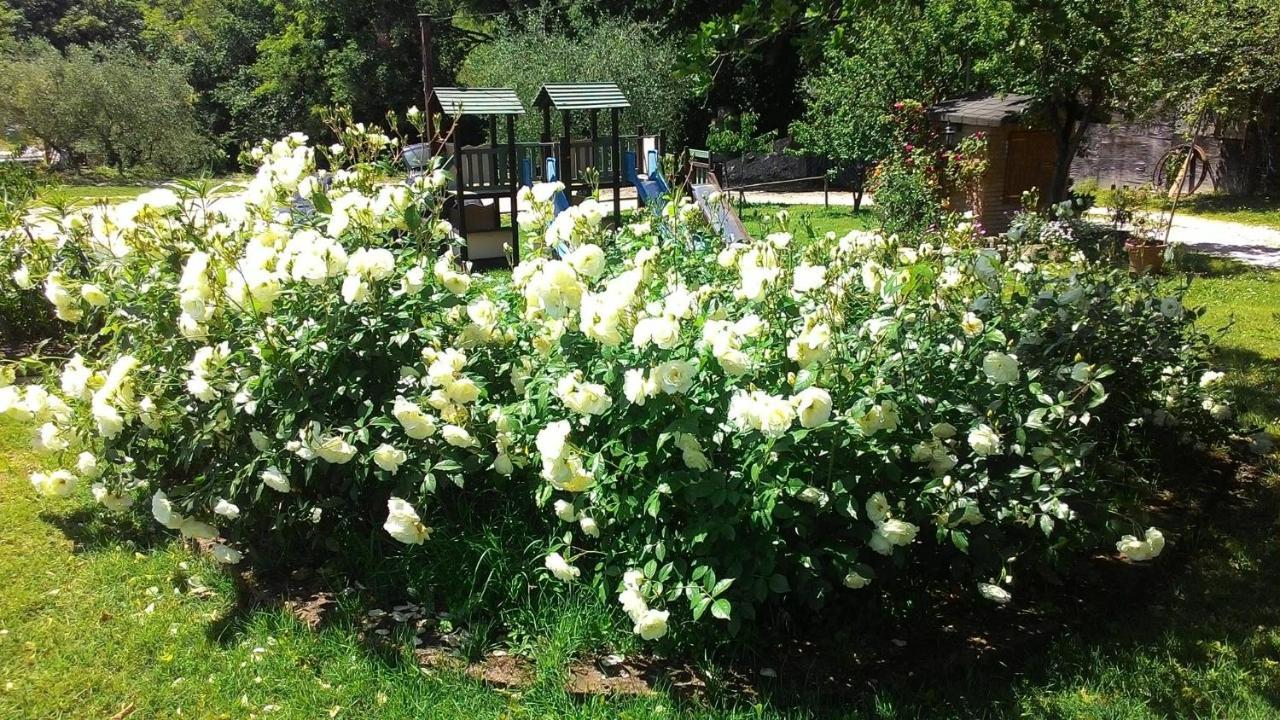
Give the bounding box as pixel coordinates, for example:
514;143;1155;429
429;87;525;116
533;83;631;111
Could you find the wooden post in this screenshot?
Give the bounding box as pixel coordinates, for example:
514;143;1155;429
507;114;519;267
611;107;622;227
541;106;552;174
488;114;500;226
589;109;599;172
561;110;572;189
455;137;468;263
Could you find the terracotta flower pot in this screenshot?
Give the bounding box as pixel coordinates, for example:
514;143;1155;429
1125;241;1168;276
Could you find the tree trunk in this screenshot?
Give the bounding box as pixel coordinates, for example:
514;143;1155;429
1048;113;1077;203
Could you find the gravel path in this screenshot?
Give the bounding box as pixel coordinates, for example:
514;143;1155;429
1088;209;1280;268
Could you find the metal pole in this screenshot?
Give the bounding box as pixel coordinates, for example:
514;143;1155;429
417;14;433;147
590;109;599;172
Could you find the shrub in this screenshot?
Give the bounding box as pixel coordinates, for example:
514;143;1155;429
0;161;60;343
0;119;1244;650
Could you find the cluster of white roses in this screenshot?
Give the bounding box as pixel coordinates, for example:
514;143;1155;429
6;126;1261;648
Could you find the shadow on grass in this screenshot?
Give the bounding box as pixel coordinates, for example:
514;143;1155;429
38;504;170;555
30;446;1280;717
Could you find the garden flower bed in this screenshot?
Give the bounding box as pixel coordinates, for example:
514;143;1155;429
0;123;1254;650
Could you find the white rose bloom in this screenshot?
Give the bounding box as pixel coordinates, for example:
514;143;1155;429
554;499;578;523
76;451;101;479
544;552;580;582
566;243;606;279
80;283;109;307
792;263;827;294
92;402;125;438
209;498;240;520
392;397;438;439
35;422;70;454
1198;370;1225;388
315;434;357;463
960;312;984;337
633;608;670;640
578;516;600;538
212;543;243;564
968;424;1003;456
978;582;1012;604
372;443;408;474
1116;527;1165;561
842;572;871;589
623;368;655;406
792;387;833;428
442;424;479;448
982;352;1020;385
866;492;891;524
537;420;572;462
91;483;133;512
383;496;430;545
151;490;184;529
341;274;369;304
31;469;77;498
261;466;290;493
654;359;697;395
178;517;219;540
877;518;919;548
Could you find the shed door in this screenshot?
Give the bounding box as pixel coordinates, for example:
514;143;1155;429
1003;130;1057;203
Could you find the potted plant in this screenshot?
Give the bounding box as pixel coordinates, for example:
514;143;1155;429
1124;233;1170;275
1109;186;1168;275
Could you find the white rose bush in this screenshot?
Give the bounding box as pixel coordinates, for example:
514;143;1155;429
0;117;1244;648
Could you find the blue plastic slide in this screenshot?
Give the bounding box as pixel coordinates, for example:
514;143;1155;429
543;157;573;257
627;149;670;209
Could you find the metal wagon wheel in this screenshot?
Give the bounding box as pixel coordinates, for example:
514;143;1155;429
1153;143;1210;194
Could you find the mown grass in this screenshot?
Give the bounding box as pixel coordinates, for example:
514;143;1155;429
34;176;248;208
1183;257;1280;435
2;211;1279;719
739;202;875;240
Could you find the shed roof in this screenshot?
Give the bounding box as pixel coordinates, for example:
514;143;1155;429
429;87;525;116
930;94;1037;127
534;82;631;111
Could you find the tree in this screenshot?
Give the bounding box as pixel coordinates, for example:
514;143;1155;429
694;0;1169;202
976;0;1169;202
1144;0;1280;192
3;0;145;49
0;42;207;172
459;11;689;143
789;4;986;199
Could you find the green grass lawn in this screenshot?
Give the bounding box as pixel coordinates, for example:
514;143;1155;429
35;176;248;208
738;203;875;240
1182;259;1280;436
3;212;1280;718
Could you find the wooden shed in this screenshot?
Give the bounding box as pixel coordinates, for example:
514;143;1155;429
930;94;1057;234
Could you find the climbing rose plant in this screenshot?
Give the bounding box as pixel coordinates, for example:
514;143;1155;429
0;120;1250;647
